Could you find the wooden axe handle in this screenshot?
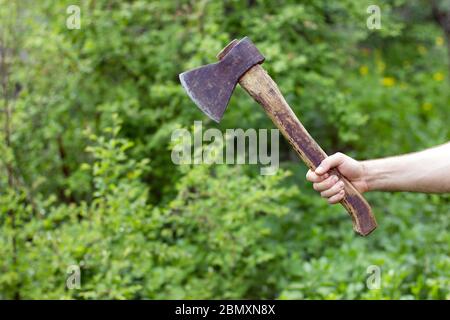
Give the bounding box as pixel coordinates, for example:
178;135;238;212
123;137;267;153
239;64;377;236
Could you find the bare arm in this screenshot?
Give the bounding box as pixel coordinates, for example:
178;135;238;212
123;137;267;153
306;142;450;204
363;142;450;193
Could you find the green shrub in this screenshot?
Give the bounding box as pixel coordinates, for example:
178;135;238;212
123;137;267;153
0;0;448;299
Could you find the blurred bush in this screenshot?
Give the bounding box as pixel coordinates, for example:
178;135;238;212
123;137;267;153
0;0;448;299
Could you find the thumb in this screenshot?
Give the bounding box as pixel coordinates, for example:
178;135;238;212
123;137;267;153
315;152;346;175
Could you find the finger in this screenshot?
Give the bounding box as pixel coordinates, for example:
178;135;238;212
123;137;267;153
328;190;345;204
306;170;329;183
316;152;346;175
320;180;345;198
313;175;339;192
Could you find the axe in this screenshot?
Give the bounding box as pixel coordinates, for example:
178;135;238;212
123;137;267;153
179;37;377;236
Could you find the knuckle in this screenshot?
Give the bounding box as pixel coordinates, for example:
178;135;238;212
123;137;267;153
327;180;335;188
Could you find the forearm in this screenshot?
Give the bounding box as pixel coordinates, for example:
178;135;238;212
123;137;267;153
362;142;450;193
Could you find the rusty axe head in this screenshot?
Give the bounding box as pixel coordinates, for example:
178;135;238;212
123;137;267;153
179;37;265;122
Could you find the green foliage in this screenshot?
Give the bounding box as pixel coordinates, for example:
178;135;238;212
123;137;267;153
0;0;448;299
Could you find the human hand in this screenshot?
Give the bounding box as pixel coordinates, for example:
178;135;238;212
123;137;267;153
306;152;368;204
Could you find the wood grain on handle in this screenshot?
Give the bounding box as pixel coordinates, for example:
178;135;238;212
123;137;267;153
238;65;377;236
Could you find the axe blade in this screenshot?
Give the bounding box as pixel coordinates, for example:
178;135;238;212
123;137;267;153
179;63;236;123
179;37;265;123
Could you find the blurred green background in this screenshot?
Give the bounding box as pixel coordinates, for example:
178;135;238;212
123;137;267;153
0;0;449;299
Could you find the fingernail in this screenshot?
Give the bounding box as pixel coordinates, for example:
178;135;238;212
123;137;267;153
339;181;344;188
316;166;324;174
333;176;338;182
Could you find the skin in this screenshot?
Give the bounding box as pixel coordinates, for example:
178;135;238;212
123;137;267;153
306;142;450;204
